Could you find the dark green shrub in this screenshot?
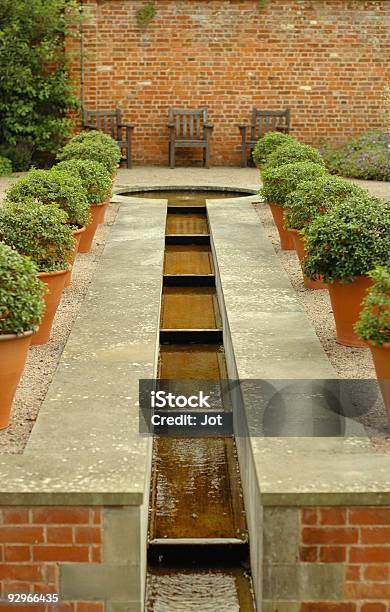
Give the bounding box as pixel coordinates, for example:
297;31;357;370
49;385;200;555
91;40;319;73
0;242;45;334
0;199;75;272
5;168;91;227
284;175;367;230
0;156;12;176
355;265;390;346
70;130;121;158
55;159;112;205
302;195;390;284
265;142;325;170
57;139;121;175
260;162;328;207
252;131;296;167
0;144;32;172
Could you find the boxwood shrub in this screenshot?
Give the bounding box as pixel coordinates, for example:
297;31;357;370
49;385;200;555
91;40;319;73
55;159;112;205
70;130;121;158
0;199;75;272
252;131;296;167
302;195;390;284
284;175;367;230
0;156;12;176
265;142;325;170
355;265;390;346
260;162;328;207
0;242;45;335
5;168;90;227
57;138;121;175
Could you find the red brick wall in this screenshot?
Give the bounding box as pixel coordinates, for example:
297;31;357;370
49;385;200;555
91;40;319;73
70;0;390;165
300;506;390;611
0;506;103;611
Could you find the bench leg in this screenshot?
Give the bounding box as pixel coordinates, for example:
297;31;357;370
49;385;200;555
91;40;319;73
169;141;175;169
241;144;247;168
204;144;210;169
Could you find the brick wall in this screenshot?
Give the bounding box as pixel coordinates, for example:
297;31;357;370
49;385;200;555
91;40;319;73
0;506;103;611
70;0;390;165
300;506;390;611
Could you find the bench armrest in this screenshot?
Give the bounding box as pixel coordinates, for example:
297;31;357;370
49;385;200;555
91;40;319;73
204;123;214;129
118;123;134;129
238;124;250;129
167;123;175;128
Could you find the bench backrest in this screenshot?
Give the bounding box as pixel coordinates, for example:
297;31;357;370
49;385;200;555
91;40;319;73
83;109;122;138
250;108;290;141
169;107;208;140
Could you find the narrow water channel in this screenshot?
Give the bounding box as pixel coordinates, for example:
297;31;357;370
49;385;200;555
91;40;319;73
134;191;256;611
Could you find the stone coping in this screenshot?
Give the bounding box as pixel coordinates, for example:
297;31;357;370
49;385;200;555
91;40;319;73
207;196;390;505
0;198;166;505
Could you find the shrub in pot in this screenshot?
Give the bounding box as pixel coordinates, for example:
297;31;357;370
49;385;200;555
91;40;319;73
69;130;121;164
355;265;390;420
302;195;390;347
252;131;296;167
284;176;367;289
5;168;90;229
0;243;45;428
259;161;328;250
265;142;325;170
0;200;75;345
56;159;112;253
57;137;121;177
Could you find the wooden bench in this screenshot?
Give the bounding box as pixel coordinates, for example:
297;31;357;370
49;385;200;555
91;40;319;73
82;109;134;168
168;108;214;168
238;108;291;167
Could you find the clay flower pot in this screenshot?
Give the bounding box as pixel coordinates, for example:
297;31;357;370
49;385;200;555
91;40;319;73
0;332;33;429
31;270;68;346
268;202;294;250
290;229;327;290
78;201;109;254
368;342;390;422
64;226;86;288
327;276;373;348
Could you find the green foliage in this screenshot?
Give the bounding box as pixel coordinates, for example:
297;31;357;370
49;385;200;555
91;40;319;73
260;162;328;207
55;159;112;205
284;175;367;230
252;131;296;167
6;168;91;227
302;195;390;284
0;156;12;176
265;142;325;170
355;265;390;346
70;130;121;160
57;139;121;175
0;242;45;334
136;2;156;27
0;199;75;273
0;143;32;172
319;130;390;181
0;0;81;168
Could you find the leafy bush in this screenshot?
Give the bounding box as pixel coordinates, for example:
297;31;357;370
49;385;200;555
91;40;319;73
260;162;328;207
70;130;121;158
265;142;325;170
0;143;33;172
252;131;296;167
6;168;91;227
355;265;390;346
55;159;112;205
57;139;121;175
0;242;45;334
0;199;75;272
302;195;390;284
0;156;12;176
0;0;80;168
284;175;367;230
319;130;390;181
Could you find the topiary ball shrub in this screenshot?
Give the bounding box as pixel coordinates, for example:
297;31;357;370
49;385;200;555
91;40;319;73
0;242;45;335
57;138;121;175
265;142;325;170
55;159;112;206
5;168;90;228
0;156;12;176
284;175;367;230
302;195;390;284
70;130;121;158
355;265;390;346
0;200;75;273
252;131;296;167
260;162;328;207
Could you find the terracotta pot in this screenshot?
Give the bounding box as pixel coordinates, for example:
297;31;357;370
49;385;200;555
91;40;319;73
31;270;68;346
268;202;294;250
327;276;373;347
64;226;86;288
368;342;390;422
0;331;33;429
290;229;327;290
78;202;109;254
